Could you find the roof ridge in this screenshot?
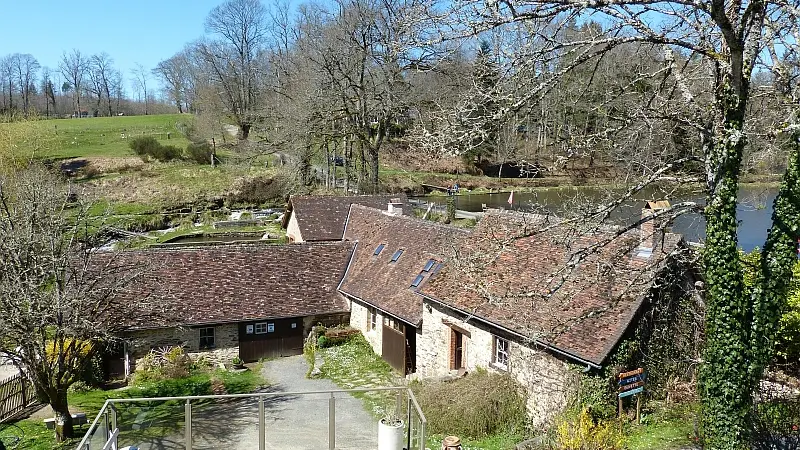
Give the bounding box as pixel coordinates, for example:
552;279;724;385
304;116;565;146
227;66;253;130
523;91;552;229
116;240;353;255
348;204;472;234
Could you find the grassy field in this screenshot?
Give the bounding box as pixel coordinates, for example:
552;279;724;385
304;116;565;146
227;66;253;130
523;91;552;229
13;114;194;160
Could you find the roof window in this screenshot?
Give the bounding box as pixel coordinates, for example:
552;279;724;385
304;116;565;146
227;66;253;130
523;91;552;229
391;249;404;262
374;244;385;256
423;259;436;272
411;274;425;287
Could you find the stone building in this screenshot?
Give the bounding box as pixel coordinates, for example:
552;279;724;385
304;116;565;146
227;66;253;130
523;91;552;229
282;194;408;243
108;242;353;376
338;205;469;374
415;209;685;425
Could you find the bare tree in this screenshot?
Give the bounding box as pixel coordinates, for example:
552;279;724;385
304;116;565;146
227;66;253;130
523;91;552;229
59;49;88;117
0;165;154;441
40;66;57;118
131;63;150;115
197;0;269;139
11;54;39;117
90;53;115;117
153;51;192;113
0;55;16;114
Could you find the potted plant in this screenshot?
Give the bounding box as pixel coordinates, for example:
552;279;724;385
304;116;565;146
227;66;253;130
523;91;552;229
230;356;245;370
377;411;404;450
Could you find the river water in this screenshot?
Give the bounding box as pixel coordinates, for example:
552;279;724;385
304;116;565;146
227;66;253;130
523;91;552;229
414;185;779;252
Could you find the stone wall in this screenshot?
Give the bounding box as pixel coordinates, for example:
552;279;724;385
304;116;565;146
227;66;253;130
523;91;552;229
417;300;578;426
126;324;240;370
349;300;384;355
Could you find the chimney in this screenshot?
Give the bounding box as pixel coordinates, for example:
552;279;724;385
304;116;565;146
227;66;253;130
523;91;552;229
386;198;403;217
640;200;670;254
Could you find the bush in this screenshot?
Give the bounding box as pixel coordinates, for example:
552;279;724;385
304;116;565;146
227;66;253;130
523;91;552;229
226;172;298;206
412;369;528;439
129;136;181;162
186;142;214;165
554;408;623;450
131;346;193;384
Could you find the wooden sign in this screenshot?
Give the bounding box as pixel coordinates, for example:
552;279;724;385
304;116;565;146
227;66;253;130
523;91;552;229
618;368;644;379
619;387;644;398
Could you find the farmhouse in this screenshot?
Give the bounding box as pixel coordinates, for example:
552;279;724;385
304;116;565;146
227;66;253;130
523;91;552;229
338;204;469;374
109;196;691;425
108;242;354;377
282;194;408;242
415;208;686;425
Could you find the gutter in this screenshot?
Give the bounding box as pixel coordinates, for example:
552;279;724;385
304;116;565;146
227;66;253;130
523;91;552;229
416;292;603;370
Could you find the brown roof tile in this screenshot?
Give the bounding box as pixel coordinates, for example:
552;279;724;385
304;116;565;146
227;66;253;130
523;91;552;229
285;194;409;241
340;205;470;325
419;210;682;366
113;242;354;328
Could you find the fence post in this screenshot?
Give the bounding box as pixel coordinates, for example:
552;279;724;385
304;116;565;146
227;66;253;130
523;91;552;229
328;393;336;450
259;395;265;450
185;400;193;450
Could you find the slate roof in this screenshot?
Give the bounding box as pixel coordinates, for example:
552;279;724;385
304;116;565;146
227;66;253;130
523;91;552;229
283;194;409;242
340;205;470;326
419;210;683;366
112;242;354;329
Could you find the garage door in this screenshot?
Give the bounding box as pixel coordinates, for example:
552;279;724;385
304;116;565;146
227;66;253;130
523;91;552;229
239;336;303;362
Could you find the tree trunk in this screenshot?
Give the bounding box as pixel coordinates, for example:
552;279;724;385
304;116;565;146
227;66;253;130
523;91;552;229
50;389;74;442
368;145;379;194
700;82;751;449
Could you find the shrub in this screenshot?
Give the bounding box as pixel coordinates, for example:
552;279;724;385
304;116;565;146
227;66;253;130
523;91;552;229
412;370;528;439
131;346;193;384
129;136;181;162
186;142;214;165
226;172;298;206
554;408;623;450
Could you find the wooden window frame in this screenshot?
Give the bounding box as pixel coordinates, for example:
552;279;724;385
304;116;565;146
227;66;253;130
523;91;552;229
254;322;268;334
367;307;377;331
199;327;215;349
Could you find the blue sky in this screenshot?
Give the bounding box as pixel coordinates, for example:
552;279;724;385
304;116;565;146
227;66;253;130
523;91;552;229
0;0;224;94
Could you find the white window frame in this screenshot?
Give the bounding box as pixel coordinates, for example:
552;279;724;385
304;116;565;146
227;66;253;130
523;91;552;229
493;336;509;370
199;327;215;349
254;323;268;334
367;307;377;331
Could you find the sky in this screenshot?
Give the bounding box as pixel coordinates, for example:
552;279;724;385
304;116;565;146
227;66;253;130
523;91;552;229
0;0;224;94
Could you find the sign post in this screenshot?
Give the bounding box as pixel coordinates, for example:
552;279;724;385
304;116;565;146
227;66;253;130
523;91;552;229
618;368;646;422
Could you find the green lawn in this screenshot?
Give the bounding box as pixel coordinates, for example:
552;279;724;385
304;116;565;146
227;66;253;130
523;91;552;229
11;114;194;159
0;367;266;450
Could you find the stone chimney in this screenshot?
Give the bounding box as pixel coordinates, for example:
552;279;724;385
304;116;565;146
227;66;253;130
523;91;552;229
640;200;670;253
386;198;403;217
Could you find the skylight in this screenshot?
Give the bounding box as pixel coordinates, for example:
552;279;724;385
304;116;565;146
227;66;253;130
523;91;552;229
411;274;425;287
423;259;436;272
374;244;385;256
391;249;404;262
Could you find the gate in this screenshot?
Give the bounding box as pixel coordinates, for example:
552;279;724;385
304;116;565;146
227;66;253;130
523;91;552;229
239;336;304;362
382;322;406;373
0;373;37;422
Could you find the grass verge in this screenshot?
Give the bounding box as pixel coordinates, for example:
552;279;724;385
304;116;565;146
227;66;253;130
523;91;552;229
1;366;266;450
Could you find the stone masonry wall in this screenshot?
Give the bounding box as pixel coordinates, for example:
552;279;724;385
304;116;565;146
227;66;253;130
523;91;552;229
127;324;240;369
349;300;384;356
417;300;578;427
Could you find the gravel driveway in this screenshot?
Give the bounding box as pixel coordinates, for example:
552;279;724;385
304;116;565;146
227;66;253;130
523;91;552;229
130;355;379;450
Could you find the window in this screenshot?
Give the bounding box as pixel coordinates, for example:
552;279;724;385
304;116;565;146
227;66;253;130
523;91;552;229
374;244;386;256
390;249;404;262
367;306;377;331
411;274;424;287
255;323;268;334
493;336;509;369
199;327;215;349
423;259;436;272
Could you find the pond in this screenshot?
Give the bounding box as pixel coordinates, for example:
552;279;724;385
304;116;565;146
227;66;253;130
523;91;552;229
413;184;779;252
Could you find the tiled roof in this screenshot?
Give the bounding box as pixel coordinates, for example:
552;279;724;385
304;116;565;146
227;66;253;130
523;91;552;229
112;242;354;328
340;205;470;325
284;194;409;242
419;210;682;366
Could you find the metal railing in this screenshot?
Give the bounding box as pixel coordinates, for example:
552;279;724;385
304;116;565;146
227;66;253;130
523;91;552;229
76;387;426;450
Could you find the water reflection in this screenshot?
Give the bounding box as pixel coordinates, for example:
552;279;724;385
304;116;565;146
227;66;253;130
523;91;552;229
413;185;778;252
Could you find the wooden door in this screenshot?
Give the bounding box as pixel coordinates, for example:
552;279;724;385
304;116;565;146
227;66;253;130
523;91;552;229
382;319;406;373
